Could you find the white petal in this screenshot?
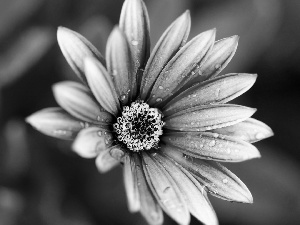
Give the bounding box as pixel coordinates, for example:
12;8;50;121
140;10;191;100
52;81;113;125
106;27;132;105
155;152;218;225
95;146;120;173
148;29;216;106
26;107;82;140
84;57;120;115
72;127;113;158
142;152;190;225
57;27;105;83
123;154;140;212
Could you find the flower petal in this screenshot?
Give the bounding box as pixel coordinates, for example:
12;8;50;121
123;154;140;212
147;29;216;106
211;118;274;143
57;27;105;84
133;154;164;225
72;127;113;158
154;152;218;225
163;73;257;116
95;145;121;173
52;81;113;125
139;10;191;100
120;0;150;98
161;146;253;203
84;57;120;115
162;132;261;162
142;152;190;225
185;35;239;87
26;107;82;140
106;27;132;105
164;104;256;132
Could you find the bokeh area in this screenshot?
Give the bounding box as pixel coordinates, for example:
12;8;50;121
0;0;300;224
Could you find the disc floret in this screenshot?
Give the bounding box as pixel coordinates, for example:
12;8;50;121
113;101;165;152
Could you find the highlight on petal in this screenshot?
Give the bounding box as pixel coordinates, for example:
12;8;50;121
211;118;274;143
95;145;121;173
140;10;191;100
57;26;105;83
164;104;256;132
161;146;254;203
84;57;120;115
148;29;216;106
153;152;218;225
163;73;257;116
106;27;132;105
185;35;239;86
133;154;164;225
142;152;190;225
120;0;150;97
72;127;113;158
26;107;82;140
52;81;113;125
162;131;261;162
123;154;140;212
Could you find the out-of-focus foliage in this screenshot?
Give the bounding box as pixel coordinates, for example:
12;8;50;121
0;0;300;224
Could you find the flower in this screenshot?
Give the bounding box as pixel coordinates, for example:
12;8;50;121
26;0;273;224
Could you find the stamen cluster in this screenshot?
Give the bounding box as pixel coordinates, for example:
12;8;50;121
113;101;165;152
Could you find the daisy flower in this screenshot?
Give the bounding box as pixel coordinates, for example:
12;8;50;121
26;0;273;224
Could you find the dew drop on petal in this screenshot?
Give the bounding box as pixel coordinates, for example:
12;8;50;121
222;178;228;184
131;40;139;46
158;85;164;90
120;94;127;101
209;140;216;147
97;131;102;136
156;98;162;102
213;133;219;138
112;69;118;76
215;64;221;70
163;186;171;193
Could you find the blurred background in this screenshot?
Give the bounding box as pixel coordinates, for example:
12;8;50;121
0;0;299;224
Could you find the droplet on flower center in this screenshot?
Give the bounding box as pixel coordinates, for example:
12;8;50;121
113;101;165;152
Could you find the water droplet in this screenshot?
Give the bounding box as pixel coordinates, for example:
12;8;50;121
163;187;171;193
156;98;162;102
84;122;90;128
215;64;221;70
97;115;102;121
80;122;85;128
158;86;164;90
152;152;157;157
97;131;102;136
222;178;228;184
112;69;118;76
198;70;203;76
120;94;126;101
209;140;216;147
213;133;219;138
131;40;139;46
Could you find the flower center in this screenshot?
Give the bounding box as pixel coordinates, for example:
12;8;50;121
113;101;165;152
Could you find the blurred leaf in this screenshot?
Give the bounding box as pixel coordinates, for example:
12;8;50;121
0;0;45;41
0;27;55;88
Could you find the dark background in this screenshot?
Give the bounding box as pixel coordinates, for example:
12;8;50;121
0;0;299;224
